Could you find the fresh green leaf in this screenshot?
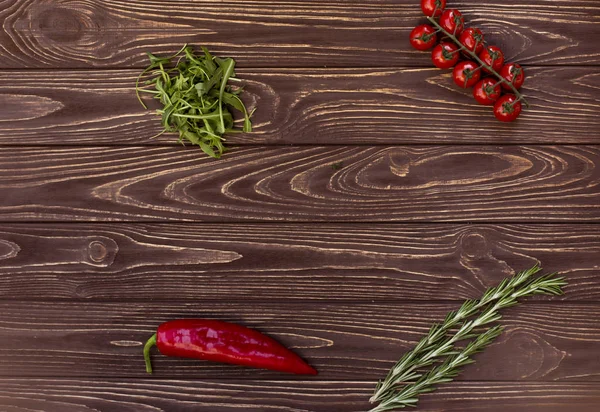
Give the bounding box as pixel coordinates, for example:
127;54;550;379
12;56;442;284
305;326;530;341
202;47;217;74
217;58;236;134
147;52;171;67
199;140;218;158
195;66;223;97
135;45;254;159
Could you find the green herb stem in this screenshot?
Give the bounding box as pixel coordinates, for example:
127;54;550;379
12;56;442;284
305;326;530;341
369;267;567;409
370;326;504;412
370;265;540;403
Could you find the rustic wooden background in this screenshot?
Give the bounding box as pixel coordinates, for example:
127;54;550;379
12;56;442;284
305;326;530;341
1;0;599;411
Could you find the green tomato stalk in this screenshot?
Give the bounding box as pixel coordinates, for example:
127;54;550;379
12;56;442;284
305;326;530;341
426;15;529;109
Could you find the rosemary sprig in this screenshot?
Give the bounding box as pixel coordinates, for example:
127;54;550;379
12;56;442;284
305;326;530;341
136;45;253;159
370;326;504;412
369;267;567;410
370;265;541;403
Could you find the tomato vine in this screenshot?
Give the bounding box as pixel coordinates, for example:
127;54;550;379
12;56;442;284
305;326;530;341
411;0;528;121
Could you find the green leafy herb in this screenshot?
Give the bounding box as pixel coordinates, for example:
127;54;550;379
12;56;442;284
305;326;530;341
369;266;567;411
371;326;504;412
136;45;253;159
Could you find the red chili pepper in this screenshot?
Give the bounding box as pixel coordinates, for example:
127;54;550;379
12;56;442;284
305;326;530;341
143;319;318;375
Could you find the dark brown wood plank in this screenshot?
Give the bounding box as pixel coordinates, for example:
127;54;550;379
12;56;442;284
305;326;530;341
0;145;598;222
1;67;599;145
0;223;599;301
0;379;598;412
1;0;598;68
0;301;597;381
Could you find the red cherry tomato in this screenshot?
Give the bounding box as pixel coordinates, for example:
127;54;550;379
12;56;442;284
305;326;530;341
494;94;522;122
431;42;460;69
409;24;438;51
473;78;502;105
500;63;525;90
439;9;464;36
459;28;485;54
452;61;481;88
421;0;446;17
479;46;505;74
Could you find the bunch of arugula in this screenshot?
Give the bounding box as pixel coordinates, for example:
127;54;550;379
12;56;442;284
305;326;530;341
136;45;253;158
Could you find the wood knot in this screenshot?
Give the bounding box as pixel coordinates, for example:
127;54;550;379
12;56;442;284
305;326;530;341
457;228;514;289
357;149;531;191
37;7;86;42
85;237;118;267
460;232;489;259
483;329;567;380
88;240;107;263
0;239;21;261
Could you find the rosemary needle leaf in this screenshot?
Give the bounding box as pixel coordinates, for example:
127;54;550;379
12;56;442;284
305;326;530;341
370;326;505;412
136;45;253;159
370;266;567;410
370;265;542;404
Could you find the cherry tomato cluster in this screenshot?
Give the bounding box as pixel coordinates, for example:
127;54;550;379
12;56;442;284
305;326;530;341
410;0;527;122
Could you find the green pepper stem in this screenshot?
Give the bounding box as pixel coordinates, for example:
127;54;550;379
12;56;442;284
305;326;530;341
144;333;157;374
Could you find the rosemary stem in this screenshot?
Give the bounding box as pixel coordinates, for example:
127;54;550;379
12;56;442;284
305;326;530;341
370;266;541;403
370;268;567;409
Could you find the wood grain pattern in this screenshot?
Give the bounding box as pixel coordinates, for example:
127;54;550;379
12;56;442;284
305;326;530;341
0;223;599;301
0;145;598;222
1;0;599;409
1;67;599;145
0;301;598;381
1;0;598;68
0;379;598;412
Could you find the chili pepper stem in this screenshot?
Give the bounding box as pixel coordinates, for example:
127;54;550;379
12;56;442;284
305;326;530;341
144;333;157;374
426;16;529;107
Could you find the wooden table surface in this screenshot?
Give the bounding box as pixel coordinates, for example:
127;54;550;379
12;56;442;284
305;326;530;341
1;1;599;411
